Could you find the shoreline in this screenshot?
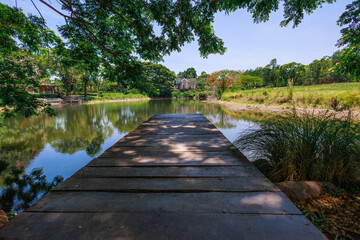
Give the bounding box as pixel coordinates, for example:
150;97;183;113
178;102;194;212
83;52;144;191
84;98;150;105
47;97;150;106
210;100;360;121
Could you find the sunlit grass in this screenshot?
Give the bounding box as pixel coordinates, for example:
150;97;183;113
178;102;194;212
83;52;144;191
88;92;149;101
221;83;360;110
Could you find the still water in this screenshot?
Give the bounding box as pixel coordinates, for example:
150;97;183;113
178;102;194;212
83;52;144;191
0;99;267;184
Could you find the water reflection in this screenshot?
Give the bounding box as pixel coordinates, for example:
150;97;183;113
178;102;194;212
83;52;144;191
0;99;268;183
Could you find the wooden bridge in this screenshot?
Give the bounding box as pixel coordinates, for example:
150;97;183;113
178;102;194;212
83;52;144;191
0;114;325;239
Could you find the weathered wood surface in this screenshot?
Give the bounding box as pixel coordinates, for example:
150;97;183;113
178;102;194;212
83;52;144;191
0;114;325;239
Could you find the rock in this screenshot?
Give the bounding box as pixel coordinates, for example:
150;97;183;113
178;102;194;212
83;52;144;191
275;181;336;202
0;210;8;228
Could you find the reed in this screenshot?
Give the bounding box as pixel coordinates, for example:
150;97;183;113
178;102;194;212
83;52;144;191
235;110;360;189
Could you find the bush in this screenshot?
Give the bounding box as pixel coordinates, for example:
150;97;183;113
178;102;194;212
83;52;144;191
97;91;103;97
34;93;59;98
128;88;140;94
172;90;212;99
235;111;360;189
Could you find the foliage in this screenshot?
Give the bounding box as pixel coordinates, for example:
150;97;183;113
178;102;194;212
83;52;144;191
33;93;59;99
48;46;84;96
172;90;211;99
178;67;197;78
278;62;306;86
206;70;237;97
31;0;337;61
335;45;360;78
235;75;262;90
0;4;58;120
197;71;210;90
335;1;360;79
142;62;175;97
262;58;279;87
0;54;55;120
235;111;360;189
89;92;148;101
337;0;360;48
307;57;332;85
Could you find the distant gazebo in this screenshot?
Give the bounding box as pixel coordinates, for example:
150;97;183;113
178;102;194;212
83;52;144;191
26;82;60;94
38;83;60;94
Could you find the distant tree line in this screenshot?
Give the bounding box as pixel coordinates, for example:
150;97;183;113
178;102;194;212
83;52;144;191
245;50;356;88
176;48;358;98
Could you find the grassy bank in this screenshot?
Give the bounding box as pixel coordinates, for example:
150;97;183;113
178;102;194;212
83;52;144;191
221;83;360;110
86;92;149;102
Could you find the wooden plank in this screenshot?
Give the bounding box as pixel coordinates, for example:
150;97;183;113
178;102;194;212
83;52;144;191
53;177;280;192
115;134;231;147
96;148;246;164
139;122;216;128
135;124;217;130
119;133;226;141
0;212;326;240
100;145;233;157
114;140;231;147
73;166;264;178
88;154;248;166
27;192;302;215
87;160;245;167
130;128;221;135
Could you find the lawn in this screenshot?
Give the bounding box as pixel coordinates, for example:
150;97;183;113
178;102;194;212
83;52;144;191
221;82;360;110
86;92;149;102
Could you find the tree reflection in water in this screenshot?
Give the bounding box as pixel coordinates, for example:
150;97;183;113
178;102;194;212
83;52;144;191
0;99;268;214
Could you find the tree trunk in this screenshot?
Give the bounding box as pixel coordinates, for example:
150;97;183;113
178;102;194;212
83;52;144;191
66;83;71;96
84;81;87;97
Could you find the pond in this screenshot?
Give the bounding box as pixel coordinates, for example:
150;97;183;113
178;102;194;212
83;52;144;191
0;99;268;187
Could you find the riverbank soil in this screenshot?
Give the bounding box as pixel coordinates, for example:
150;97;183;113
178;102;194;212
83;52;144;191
295;190;360;239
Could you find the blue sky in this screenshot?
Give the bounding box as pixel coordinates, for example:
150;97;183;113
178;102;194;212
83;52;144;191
3;0;352;75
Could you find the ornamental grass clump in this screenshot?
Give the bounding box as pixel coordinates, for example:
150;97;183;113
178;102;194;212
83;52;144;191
235;111;360;189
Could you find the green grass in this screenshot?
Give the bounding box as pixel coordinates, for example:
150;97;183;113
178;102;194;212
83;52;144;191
235;111;360;189
87;92;149;101
221;83;360;110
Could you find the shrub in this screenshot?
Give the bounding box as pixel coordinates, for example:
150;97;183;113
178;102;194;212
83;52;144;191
235;111;360;189
97;91;103;97
34;93;59;98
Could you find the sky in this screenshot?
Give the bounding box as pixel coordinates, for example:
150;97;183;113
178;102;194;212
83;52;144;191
3;0;352;75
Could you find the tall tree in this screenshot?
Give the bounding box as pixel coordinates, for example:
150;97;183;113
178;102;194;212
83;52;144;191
279;62;306;86
336;1;360;78
178;67;198;78
0;4;59;120
69;41;101;97
197;71;210;90
307;57;332;84
18;0;337;85
49;45;83;96
142;62;175;97
263;59;279;87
